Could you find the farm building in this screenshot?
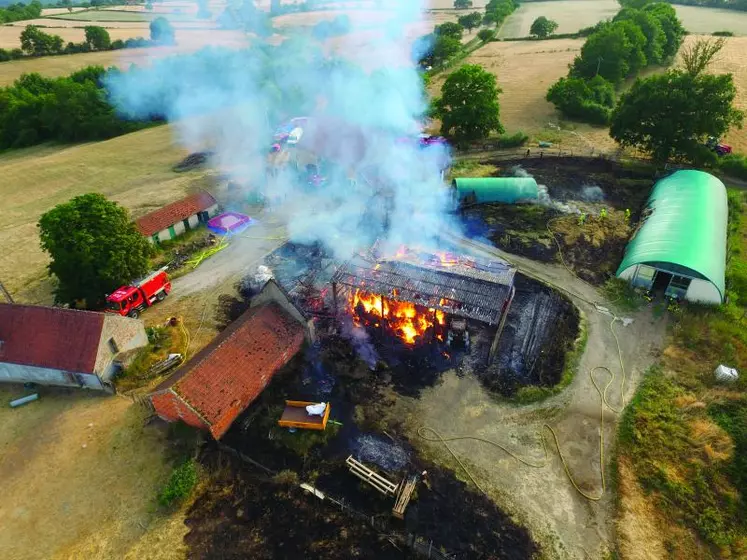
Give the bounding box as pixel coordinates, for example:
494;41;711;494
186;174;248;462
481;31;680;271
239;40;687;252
452;177;540;205
149;280;313;438
135;191;219;244
0;304;147;391
616;170;727;304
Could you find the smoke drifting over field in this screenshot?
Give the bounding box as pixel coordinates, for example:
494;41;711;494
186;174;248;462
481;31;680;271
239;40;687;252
105;2;455;260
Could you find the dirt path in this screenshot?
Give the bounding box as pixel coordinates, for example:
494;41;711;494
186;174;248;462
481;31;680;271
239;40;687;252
397;234;666;558
171;216;288;297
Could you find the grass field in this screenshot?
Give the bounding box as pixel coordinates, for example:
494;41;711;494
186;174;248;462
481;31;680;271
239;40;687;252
0;126;217;304
0;386;191;560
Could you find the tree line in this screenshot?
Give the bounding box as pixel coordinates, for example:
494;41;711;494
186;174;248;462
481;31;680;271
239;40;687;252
0;66;154;150
416;0;517;69
0;18;176;62
0;0;41;24
621;0;747;12
547;3;684;125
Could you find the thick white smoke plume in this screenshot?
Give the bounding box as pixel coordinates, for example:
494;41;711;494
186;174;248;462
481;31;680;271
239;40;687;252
105;1;456;260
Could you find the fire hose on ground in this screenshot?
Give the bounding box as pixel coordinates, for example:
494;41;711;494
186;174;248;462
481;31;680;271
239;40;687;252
422;229;629;505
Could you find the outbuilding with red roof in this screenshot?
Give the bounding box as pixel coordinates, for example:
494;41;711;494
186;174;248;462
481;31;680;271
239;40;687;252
149;280;313;438
135;191;219;244
0;304;148;392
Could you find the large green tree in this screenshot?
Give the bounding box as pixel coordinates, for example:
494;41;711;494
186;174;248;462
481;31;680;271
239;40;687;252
435;64;503;145
435;22;464;41
529;16;559;39
454;0;473;8
614;7;665;64
84;26;111;50
610;70;744;162
38;193;152;307
643;2;684;60
20;25;63;55
458;12;482;33
571;21;645;84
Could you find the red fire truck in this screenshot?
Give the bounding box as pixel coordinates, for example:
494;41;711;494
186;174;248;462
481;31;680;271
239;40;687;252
105;268;171;318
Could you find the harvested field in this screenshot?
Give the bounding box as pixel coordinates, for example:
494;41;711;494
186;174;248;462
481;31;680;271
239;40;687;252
499;0;747;38
0;30;247;84
0;126;215;304
498;0;619;39
431;35;747;154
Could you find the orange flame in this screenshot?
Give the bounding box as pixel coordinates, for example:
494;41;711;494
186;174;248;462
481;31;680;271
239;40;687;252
349;289;446;345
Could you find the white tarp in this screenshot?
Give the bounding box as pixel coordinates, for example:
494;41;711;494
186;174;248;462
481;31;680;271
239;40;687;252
306;402;326;416
714;364;739;383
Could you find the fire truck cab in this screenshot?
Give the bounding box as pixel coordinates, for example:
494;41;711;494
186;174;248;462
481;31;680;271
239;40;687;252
105;269;171;318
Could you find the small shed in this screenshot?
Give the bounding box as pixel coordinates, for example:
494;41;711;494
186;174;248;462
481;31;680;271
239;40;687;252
452;177;539;205
616;170;727;304
136;191;219;244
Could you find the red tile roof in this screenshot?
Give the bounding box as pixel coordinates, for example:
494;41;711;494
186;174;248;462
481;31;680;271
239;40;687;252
0;304;104;373
135;191;217;236
154;302;305;439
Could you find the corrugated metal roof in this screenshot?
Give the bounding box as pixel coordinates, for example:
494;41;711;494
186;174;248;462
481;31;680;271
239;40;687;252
616;170;727;300
0;304;104;373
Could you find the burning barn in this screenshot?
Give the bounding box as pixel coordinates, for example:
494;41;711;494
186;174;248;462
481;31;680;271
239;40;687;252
331;246;516;363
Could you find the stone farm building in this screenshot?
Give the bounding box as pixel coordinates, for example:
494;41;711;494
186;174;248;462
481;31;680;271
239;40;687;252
617;170;727;304
0;304;147;391
150;280;313;438
136;191;219;244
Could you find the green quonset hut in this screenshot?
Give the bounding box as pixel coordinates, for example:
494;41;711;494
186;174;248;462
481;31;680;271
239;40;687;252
616;170;727;304
452;177;539;205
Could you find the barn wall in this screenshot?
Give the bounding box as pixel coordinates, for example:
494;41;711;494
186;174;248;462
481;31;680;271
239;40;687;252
686;279;722;305
188;214;200;228
94;315;148;380
206;204;219;217
151;390;210;431
0;362;105;390
157;229;171;243
173;221;186;237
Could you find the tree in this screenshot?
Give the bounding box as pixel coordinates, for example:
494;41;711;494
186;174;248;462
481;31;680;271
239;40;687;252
458;12;482;33
434;64;503;145
643;2;684;60
63;0;72;13
617;0;654;8
681;36;726;76
435;22;464;41
38;193;152;307
477;28;495;42
571;21;645;84
454;0;473;8
614;7;665;64
610;70;744;162
20;25;63;55
150;16;175;45
416;33;461;68
529;16;558;39
546;76;614;124
84;26;111;50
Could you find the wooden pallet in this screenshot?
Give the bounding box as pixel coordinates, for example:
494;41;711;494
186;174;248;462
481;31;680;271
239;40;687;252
345;455;398;496
392;475;418;519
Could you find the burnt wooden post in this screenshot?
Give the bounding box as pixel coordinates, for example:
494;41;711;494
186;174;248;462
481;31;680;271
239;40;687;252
332;282;338;317
379;295;386;337
488;286;515;364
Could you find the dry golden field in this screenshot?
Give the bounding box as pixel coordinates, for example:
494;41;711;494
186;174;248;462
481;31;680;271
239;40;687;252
0;126;216;304
431;35;747;154
0;386;192;560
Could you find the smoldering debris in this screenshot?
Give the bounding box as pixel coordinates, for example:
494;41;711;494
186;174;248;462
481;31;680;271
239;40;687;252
350;433;410;472
104;1;459;263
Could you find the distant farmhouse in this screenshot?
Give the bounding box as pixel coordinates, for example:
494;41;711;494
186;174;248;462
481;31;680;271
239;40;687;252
0;304;147;392
135;191;219;244
150;281;314;438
